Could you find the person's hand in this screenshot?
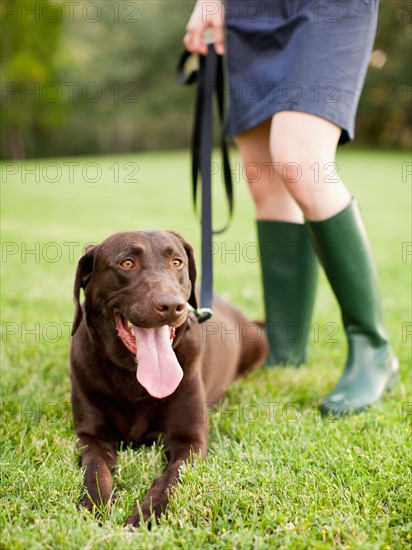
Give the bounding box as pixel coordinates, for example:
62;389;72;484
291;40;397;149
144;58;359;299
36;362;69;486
184;0;225;55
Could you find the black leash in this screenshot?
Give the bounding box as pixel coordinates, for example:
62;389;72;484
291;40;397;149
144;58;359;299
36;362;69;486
177;45;233;323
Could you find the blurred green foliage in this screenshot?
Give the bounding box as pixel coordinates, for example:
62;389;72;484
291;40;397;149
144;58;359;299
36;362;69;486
1;0;64;158
358;0;411;148
0;0;410;159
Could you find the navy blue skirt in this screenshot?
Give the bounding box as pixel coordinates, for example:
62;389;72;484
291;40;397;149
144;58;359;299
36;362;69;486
225;0;379;143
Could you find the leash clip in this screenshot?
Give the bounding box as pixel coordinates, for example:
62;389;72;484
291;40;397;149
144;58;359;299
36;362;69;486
187;304;213;324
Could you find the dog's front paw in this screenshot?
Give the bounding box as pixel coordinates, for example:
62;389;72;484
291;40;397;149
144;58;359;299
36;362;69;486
80;494;95;512
125;503;163;529
79;491;114;520
125;506;147;528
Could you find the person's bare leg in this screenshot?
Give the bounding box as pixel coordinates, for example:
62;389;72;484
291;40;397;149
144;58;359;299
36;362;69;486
235;119;304;222
269;111;351;220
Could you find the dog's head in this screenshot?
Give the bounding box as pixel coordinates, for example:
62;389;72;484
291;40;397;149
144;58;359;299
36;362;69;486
72;231;198;398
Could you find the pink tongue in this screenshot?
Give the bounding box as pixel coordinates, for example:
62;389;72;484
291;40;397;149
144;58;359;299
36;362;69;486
133;326;183;398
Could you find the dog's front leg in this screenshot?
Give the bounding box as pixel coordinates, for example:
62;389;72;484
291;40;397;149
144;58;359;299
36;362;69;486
126;378;209;527
78;436;117;510
125;437;207;527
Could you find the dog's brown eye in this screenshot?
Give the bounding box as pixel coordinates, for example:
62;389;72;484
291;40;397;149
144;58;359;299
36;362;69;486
172;259;183;268
120;259;135;269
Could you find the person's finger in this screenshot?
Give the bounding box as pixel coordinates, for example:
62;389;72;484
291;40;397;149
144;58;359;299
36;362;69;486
184;25;208;55
213;24;225;55
183;31;194;51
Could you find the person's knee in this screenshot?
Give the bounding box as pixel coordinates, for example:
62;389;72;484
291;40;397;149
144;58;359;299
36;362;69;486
272;154;311;203
244;162;275;205
272;145;337;212
240;143;317;210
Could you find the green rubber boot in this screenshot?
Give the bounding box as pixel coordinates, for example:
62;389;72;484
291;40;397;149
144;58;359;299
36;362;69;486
257;220;318;366
306;199;399;416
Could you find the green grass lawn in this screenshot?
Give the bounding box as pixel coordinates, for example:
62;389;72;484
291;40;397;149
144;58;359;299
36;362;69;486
1;148;411;549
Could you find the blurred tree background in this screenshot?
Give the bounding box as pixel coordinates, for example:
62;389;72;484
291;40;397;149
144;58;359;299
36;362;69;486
1;0;411;160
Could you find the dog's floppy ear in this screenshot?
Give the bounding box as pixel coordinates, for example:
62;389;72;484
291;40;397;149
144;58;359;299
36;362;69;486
72;244;96;336
168;232;198;309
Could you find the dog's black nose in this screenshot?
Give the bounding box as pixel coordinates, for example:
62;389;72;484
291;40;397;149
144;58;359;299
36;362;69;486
153;295;186;320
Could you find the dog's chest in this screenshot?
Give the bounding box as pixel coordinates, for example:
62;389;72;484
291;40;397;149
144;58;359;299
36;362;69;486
109;394;163;445
83;361;162;444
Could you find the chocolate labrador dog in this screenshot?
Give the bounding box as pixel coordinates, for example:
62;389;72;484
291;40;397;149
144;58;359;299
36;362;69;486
70;231;268;526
